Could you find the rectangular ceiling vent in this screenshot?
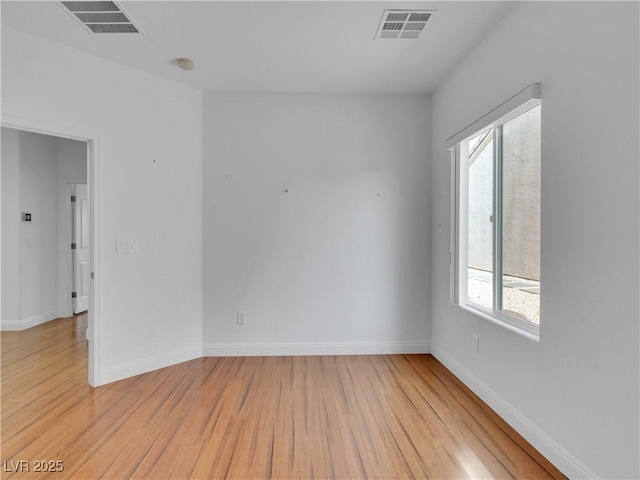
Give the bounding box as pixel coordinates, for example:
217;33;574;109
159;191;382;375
56;1;143;34
375;10;433;40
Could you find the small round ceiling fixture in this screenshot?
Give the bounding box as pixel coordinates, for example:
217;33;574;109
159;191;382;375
176;58;194;71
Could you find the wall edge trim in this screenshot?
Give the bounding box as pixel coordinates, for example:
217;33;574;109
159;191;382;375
22;310;61;330
430;342;600;479
99;345;203;386
0;310;61;331
203;341;430;357
0;320;23;331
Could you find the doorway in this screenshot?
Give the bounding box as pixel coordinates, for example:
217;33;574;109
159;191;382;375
1;128;87;324
0;117;101;386
72;183;89;315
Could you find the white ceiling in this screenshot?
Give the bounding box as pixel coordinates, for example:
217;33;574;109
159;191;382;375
1;1;515;94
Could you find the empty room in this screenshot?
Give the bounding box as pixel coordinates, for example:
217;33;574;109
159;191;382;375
1;1;638;479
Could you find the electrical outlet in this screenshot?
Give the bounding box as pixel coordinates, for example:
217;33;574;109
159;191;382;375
236;311;247;325
472;334;479;352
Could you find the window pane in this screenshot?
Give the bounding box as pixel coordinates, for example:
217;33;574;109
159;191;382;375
467;130;494;310
500;105;541;324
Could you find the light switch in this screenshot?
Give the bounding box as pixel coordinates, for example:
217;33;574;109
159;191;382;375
25;237;33;248
116;238;138;254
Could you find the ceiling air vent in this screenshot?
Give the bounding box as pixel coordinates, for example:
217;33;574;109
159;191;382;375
375;10;433;40
56;1;143;34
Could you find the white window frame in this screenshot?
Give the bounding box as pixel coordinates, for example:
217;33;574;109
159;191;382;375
448;84;541;341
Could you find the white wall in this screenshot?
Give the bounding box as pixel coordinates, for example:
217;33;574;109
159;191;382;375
1;128;21;326
19;131;60;323
2;26;203;384
203;94;430;354
56;138;87;179
429;2;639;479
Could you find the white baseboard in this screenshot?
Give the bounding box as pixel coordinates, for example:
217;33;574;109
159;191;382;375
1;310;60;331
22;309;61;330
100;345;203;385
0;320;23;331
203;341;430;357
431;343;599;480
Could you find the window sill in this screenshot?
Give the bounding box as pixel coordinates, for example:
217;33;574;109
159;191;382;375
461;305;540;343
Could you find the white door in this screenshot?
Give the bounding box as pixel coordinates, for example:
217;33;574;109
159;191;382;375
73;184;89;314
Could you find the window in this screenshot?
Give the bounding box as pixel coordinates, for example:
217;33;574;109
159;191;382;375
449;84;541;340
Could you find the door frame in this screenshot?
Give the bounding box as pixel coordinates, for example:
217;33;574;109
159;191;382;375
1;114;103;387
60;180;87;318
71;182;89;315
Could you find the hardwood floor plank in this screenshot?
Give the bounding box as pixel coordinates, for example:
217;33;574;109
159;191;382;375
1;316;566;479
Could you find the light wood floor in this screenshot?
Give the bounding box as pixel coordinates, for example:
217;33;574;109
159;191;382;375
1;315;565;480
